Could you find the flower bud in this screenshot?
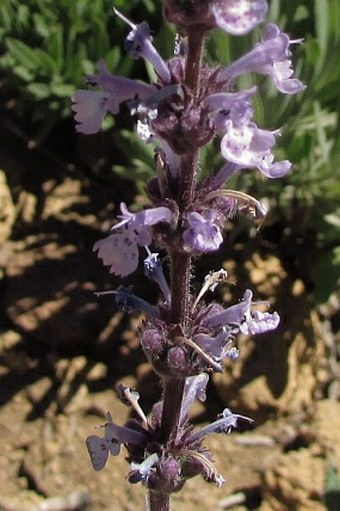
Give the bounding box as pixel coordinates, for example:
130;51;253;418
141;328;166;360
167;345;191;376
147;456;184;493
163;0;212;30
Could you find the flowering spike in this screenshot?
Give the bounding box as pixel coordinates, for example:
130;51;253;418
74;3;305;507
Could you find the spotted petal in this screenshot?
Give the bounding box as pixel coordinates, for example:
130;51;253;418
86;432;120;471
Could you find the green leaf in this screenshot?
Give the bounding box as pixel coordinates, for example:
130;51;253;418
50;82;75;97
26;82;51;99
314;0;329;59
6;38;42;71
47;26;64;71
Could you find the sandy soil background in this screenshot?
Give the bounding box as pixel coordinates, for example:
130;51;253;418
1;115;339;511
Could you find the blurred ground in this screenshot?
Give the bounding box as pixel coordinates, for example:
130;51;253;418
1;113;339;511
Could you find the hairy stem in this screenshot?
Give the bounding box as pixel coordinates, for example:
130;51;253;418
147;27;205;511
185;27;205;98
148;491;170;511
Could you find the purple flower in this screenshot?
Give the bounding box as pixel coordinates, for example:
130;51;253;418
240;309;280;335
209;162;241;188
193;330;238;362
179;374;209;426
114;8;171;84
94;203;172;277
144;252;171;304
188;408;253;443
203;87;291;178
72;60;155;134
211;0;268;36
98;285;160;318
202;289;280;336
218;23;305;95
203;88;256;132
183;211;223;253
71;90;118;135
129;453;160;484
86;412;147;471
220;121;292;178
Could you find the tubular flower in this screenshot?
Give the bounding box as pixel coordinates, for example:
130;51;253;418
188;408;253;443
203;87;291;178
93;203;173;277
218;23;305;95
72;60;154;134
114;8;171;84
220;122;292;178
183;211;224;253
86;412;147;471
202;289;280;335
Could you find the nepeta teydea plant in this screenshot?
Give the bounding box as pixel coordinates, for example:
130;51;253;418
72;2;304;509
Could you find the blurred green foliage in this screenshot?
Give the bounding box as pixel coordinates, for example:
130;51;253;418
0;0;160;137
324;465;340;511
1;0;339;301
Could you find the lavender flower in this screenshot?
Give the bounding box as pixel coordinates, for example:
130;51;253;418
96;286;160;318
93;203;172;277
211;0;268;36
144;251;171;304
164;0;268;35
220;123;292;178
188;408;253;443
203;87;292;178
72;61;154;134
183;211;224;253
202;288;280;334
113;8;171;84
86;412;147;471
218;23;305;94
129;453;160;484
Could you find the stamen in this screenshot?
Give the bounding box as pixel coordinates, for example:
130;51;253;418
206;189;268;219
183;450;225;487
176;336;223;372
192;269;230;311
118;384;148;427
113;7;136;29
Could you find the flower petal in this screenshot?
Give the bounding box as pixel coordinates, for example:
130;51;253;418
212;0;268;36
93;228;139;277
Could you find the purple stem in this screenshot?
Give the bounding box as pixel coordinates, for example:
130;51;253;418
147;26;206;511
148;491;170;511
